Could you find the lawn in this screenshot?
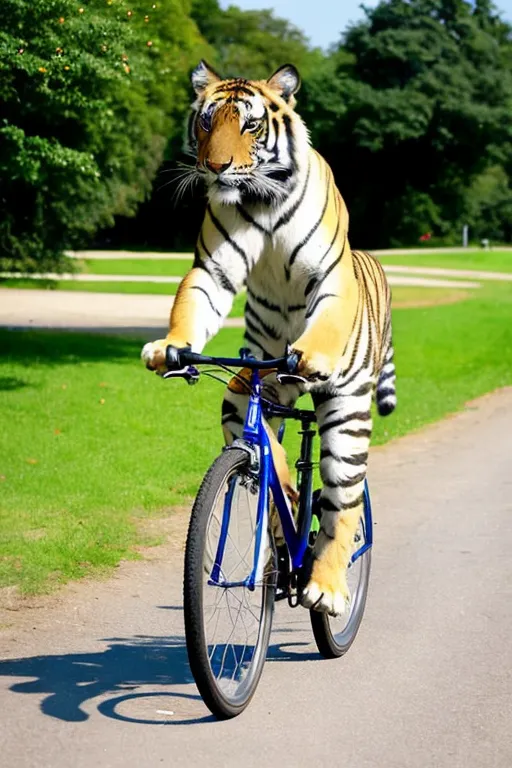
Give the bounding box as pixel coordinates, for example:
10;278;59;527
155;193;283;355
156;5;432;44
82;257;192;277
1;279;512;594
76;249;512;276
376;249;512;272
0;278;183;295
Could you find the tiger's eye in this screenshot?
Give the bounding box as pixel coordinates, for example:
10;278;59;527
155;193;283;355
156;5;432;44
199;114;210;132
199;105;214;132
244;117;260;133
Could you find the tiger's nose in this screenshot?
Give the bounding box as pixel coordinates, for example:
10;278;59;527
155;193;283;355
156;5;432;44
205;157;233;174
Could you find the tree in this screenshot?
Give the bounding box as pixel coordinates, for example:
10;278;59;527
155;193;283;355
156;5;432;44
191;1;323;79
0;0;206;271
465;166;512;243
309;0;512;247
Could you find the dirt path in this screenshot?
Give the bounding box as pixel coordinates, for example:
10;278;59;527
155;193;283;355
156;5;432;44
1;388;511;768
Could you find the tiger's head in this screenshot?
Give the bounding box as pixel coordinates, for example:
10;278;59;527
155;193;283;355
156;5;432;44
184;61;309;206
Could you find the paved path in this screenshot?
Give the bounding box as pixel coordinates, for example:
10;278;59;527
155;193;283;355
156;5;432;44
0;264;484;337
0;289;243;333
0;271;479;333
1;389;511;768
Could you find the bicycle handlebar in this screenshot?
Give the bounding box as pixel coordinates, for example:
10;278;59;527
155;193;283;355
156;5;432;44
165;345;300;374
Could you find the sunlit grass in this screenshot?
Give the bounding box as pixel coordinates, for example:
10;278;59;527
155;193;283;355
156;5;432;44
1;278;512;593
376;249;512;272
82;257;192;277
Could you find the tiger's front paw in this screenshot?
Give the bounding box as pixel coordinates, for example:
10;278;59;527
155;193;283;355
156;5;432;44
141;339;169;374
301;554;350;617
292;348;335;382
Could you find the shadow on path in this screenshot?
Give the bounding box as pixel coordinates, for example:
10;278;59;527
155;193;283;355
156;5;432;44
0;634;315;726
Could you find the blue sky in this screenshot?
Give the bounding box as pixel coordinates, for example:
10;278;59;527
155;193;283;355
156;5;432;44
220;0;512;49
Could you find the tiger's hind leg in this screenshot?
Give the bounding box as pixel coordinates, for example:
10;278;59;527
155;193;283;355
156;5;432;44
301;387;373;616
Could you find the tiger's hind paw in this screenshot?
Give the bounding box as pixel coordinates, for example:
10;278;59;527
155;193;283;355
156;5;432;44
301;579;350;617
300;552;351;617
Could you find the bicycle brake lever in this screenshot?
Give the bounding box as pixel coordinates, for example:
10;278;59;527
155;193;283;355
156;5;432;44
163;365;200;385
276;372;308;386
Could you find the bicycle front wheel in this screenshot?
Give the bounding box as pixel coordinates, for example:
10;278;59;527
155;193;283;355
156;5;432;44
183;448;276;719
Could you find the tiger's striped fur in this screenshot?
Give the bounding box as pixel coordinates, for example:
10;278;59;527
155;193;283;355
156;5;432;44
142;62;397;617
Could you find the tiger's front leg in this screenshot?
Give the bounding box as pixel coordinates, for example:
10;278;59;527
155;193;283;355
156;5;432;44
301;388;372;616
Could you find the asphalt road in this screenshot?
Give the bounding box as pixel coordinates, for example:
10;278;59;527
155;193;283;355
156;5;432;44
1;389;511;768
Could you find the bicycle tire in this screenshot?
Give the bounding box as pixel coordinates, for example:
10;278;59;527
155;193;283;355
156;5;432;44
183;447;276;719
310;515;371;659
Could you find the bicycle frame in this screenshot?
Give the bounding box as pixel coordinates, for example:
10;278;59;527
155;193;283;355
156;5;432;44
206;368;373;592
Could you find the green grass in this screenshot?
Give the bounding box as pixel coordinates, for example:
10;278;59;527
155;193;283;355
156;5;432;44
376;249;512;272
0;330;243;593
0;278;182;295
1;280;512;594
82;258;192;277
82;250;511;277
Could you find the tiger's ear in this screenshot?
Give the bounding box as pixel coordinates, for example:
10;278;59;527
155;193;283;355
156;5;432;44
191;60;222;95
266;64;301;103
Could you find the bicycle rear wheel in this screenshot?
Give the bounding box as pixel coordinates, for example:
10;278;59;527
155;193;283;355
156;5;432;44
310;506;371;659
183;448;276;719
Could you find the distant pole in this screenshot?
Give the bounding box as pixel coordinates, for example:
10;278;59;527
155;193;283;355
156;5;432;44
462;225;469;248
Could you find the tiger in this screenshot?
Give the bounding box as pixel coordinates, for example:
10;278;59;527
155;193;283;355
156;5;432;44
142;60;397;617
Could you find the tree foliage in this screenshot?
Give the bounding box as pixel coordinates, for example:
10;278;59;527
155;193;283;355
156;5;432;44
2;0;512;266
115;0;512;251
0;0;205;270
191;0;323;79
314;0;512;246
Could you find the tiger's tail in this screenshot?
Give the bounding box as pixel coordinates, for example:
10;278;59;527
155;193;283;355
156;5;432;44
376;340;397;416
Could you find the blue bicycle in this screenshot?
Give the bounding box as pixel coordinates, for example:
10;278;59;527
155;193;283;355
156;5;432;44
164;347;373;719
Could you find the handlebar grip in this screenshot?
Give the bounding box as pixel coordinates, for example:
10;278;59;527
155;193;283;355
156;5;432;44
285;352;300;374
165;344;191;370
165;345;299;372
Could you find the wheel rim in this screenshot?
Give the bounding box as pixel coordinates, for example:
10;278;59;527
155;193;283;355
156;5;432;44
325;517;370;647
202;469;274;706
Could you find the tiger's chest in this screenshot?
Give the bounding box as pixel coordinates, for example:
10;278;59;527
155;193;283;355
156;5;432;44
245;243;310;340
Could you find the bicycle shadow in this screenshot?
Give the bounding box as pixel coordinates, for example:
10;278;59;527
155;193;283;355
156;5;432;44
0;634;315;726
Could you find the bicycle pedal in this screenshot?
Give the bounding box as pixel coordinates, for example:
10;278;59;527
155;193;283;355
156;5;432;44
309;511;321;546
287;571;299;608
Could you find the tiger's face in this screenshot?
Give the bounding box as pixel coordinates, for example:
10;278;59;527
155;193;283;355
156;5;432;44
185;61;308;206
